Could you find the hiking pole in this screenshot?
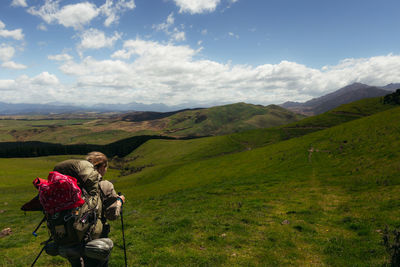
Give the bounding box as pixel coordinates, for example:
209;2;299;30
118;192;128;267
32;216;46;237
31;238;51;267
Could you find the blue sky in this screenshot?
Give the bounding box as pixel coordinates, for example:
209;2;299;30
0;0;399;107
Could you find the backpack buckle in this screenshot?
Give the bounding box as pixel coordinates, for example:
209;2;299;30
64;213;74;222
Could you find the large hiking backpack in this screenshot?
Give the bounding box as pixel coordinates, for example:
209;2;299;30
33;171;85;214
33;171;101;246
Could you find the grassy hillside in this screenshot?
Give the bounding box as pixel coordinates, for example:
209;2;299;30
121;96;396;171
1;105;400;266
0;103;303;145
164;103;304;137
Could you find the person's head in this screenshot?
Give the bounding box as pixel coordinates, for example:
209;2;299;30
86;151;108;176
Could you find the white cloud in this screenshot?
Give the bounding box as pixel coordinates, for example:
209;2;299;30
37;23;48;31
172;29;186;42
11;0;28;7
1;61;27;69
153;13;175;32
28;1;99;30
78;28;121;51
0;72;64;102
53;2;99;30
0;45;15;62
153;13;186;42
56;39;400;106
0;79;15;90
0;20;24;40
28;0;135;30
228;32;239;39
174;0;221;14
100;0;135;27
201;29;208;35
48;53;73;61
31;72;60;85
0;38;399;106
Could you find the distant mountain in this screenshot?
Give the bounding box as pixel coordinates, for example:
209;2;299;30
281;82;392;115
380;83;400;91
0;101;192;115
0;102;91;115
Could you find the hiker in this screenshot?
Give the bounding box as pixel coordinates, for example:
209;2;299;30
51;151;126;267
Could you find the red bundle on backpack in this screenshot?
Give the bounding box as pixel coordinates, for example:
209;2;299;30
33;171;85;214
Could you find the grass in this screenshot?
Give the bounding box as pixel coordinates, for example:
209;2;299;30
0;103;305;145
165;103;304;137
1;99;399;266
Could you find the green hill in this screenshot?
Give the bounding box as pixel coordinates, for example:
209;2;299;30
120;96;396;172
163;103;305;137
1;96;400;265
0;103;303;145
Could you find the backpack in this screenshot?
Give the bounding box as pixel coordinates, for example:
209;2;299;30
33;171;101;246
33;171;85;214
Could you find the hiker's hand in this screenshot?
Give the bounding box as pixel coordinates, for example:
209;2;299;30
119;195;125;204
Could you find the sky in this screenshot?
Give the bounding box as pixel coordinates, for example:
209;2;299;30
0;0;400;108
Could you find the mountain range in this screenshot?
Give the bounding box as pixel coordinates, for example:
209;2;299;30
280;82;399;115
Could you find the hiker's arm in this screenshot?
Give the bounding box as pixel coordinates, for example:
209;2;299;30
107;187;125;220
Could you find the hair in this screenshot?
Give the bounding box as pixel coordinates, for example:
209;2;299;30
86;151;108;169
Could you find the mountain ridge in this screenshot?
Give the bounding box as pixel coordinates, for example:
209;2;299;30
280;82;394;115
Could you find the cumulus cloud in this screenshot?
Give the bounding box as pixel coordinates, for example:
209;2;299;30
1;61;27;69
172;31;186;42
0;39;399;106
48;53;73;61
28;0;135;30
100;0;135;27
174;0;221;14
0;72;62;102
0;44;15;62
153;13;186;42
78;28;122;51
57;39;400;106
0;20;24;40
32;71;60;85
11;0;28;7
0;79;15;91
28;1;99;30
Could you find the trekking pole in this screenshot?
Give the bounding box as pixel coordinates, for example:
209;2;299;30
32;216;46;237
31;238;51;267
118;192;128;267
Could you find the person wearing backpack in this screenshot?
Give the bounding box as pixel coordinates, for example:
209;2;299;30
50;152;126;267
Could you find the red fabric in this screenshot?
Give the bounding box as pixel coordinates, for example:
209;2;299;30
34;171;85;214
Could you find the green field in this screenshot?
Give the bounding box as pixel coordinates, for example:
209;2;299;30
0;103;304;145
1;98;399;266
165;103;304;137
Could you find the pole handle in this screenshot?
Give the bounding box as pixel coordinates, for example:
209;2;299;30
32;216;46;237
